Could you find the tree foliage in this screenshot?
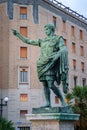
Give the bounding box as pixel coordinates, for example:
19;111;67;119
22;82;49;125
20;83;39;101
66;86;87;130
0;116;15;130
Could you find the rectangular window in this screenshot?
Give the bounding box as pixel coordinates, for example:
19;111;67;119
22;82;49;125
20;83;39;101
80;46;84;56
20;27;27;37
80;30;83;40
71;26;75;36
82;78;86;86
62;20;66;32
20;94;28;101
19;67;28;83
55;96;59;104
73;59;76;70
18;127;30;130
53;16;56;27
17;126;30;130
64;39;67;46
20;110;28;118
20;47;27;59
20;7;27;19
74;76;77;86
72;42;76;53
81;62;84;72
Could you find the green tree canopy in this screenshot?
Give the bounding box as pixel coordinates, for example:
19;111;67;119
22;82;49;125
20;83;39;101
66;86;87;130
0;116;15;130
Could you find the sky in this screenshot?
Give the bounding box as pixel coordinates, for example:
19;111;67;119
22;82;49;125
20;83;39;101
56;0;87;18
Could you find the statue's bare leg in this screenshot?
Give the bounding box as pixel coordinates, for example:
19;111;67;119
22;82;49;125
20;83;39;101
42;81;51;107
47;81;67;106
62;80;68;94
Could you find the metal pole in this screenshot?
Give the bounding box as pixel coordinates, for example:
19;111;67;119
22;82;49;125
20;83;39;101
0;98;3;116
0;98;8;117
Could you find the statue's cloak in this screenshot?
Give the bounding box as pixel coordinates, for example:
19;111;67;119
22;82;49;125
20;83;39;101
37;36;69;86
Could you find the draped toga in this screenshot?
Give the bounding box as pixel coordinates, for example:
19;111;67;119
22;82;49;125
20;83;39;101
34;35;69;86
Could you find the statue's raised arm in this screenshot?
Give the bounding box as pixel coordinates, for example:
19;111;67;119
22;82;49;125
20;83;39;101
12;29;40;46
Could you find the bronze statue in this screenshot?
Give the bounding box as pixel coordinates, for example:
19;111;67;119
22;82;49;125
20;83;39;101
12;23;69;107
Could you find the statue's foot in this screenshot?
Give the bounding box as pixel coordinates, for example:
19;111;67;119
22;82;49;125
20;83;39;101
40;104;51;108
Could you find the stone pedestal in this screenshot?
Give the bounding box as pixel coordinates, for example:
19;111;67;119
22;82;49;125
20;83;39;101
28;119;74;130
26;108;80;130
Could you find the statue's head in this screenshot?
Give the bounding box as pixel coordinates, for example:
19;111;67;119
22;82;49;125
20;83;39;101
44;23;55;33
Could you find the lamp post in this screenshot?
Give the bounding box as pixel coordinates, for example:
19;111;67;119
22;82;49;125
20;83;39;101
0;97;9;116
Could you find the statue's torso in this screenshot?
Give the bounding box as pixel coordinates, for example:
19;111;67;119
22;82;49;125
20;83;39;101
40;39;53;58
39;35;59;61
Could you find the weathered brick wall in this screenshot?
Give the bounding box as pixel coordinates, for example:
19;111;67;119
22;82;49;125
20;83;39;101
0;3;9;89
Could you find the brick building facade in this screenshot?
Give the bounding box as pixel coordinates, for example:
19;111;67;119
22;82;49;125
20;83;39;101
0;0;87;129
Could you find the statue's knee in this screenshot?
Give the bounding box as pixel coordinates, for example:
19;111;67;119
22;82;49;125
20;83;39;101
47;81;54;89
50;85;55;90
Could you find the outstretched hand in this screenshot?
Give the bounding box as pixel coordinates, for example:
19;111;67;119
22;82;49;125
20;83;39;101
12;29;19;36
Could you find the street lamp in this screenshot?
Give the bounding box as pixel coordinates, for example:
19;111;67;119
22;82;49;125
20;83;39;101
0;97;9;116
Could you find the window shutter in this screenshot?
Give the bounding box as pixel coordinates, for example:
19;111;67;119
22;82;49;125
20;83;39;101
80;46;84;56
72;42;76;53
20;94;28;101
20;7;27;14
73;59;76;69
81;62;84;72
80;30;83;40
62;20;66;32
64;39;67;46
20;47;27;58
20;27;27;37
71;26;75;36
20;110;28;117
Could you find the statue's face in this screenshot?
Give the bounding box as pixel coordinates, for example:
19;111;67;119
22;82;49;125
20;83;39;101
44;27;52;36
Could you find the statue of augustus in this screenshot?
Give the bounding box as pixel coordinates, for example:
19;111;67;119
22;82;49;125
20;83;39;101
12;23;69;107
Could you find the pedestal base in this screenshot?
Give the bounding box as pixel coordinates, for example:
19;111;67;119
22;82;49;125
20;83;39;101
32;106;73;114
26;113;80;130
30;120;74;130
